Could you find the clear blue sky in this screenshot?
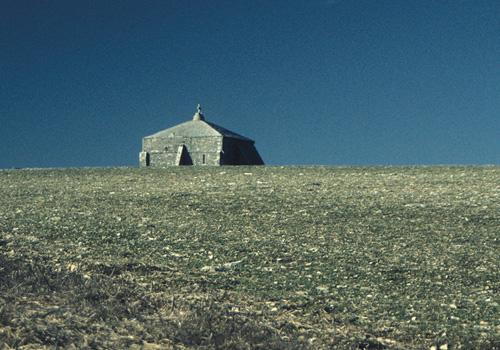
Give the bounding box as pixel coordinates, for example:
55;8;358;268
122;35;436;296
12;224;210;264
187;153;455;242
2;0;500;168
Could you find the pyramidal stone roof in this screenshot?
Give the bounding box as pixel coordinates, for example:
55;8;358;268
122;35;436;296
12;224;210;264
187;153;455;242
145;105;254;142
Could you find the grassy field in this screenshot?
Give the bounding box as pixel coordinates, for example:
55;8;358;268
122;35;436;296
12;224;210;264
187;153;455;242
1;165;500;349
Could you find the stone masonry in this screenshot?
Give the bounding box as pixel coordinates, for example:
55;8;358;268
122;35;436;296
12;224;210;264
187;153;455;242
140;105;264;166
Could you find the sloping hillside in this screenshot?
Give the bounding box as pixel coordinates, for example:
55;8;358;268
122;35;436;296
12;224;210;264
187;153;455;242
1;166;500;349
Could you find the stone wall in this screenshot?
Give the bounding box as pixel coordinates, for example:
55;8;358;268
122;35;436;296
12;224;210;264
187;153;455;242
221;139;265;165
141;136;223;166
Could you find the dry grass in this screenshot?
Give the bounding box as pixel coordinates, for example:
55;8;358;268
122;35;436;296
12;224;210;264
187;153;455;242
2;165;500;349
0;251;304;349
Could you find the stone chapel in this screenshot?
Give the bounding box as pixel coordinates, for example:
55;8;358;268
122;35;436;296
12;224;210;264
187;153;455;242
139;105;264;166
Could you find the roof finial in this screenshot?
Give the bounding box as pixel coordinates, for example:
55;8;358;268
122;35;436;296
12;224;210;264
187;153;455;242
193;104;205;121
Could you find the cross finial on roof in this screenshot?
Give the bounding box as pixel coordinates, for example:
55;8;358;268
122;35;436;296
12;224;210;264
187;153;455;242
193;104;205;121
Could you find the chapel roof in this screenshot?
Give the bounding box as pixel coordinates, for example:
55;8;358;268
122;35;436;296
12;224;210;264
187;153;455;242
144;105;254;142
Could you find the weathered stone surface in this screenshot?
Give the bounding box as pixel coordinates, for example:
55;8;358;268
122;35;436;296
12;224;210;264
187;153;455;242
140;105;264;166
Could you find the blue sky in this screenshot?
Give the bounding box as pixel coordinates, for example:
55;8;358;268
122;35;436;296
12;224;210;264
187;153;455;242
1;0;500;168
